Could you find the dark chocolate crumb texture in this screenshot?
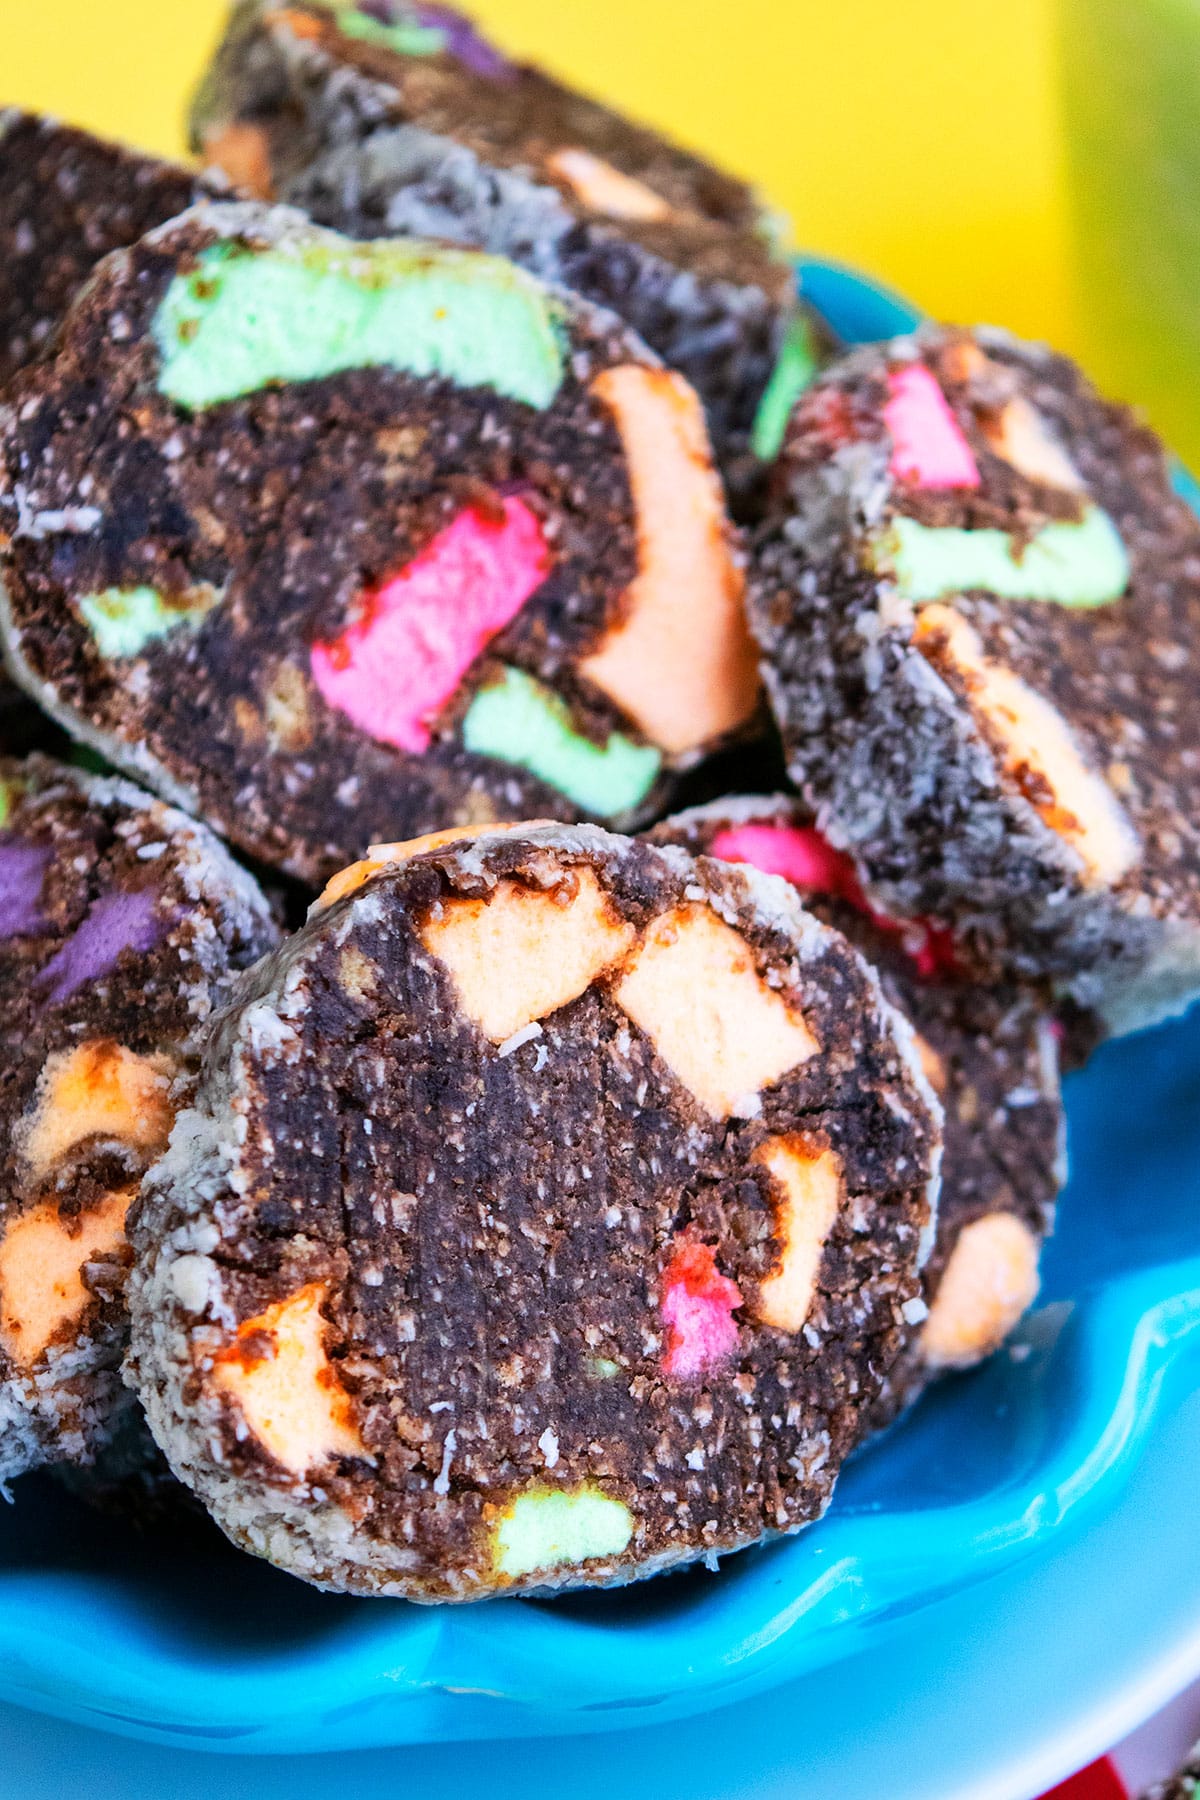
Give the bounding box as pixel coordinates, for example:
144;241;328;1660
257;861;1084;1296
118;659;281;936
187;1;831;487
0;755;278;1486
0;201;761;887
651;796;1063;1420
749;324;1200;1036
0;114;220;755
0;110;219;391
127;823;941;1600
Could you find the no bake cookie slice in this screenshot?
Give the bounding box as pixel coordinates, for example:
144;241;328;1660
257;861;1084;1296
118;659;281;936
188;1;829;489
749;324;1200;1035
0;201;759;886
127;822;941;1600
0;110;219;389
0;114;220;753
652;795;1063;1420
0;756;277;1485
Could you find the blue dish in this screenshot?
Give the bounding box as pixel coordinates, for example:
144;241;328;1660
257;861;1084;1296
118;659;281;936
2;264;1199;1757
796;255;923;341
4;1335;1200;1799
3;1001;1198;1754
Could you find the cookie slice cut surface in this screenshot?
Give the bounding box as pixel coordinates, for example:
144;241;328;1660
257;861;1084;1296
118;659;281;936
0;202;758;885
0;110;218;390
188;1;833;494
0;112;222;755
652;795;1063;1423
0;755;278;1485
127;822;941;1599
748;324;1200;1035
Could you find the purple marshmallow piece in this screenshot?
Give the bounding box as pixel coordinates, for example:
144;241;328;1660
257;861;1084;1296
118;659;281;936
37;885;165;1004
414;5;516;79
0;838;52;938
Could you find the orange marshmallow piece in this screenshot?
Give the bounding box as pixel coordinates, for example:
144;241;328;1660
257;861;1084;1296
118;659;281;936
913;1032;948;1095
0;1188;132;1368
20;1041;175;1180
200;122;275;199
580;366;759;754
547;149;671;222
314;822;543;912
940;340;988;384
942;338;1083;491
983;395;1083;493
613;904;817;1118
420;869;636;1043
752;1139;841;1332
921;1212;1041;1369
265;7;326;40
212;1283;365;1476
915;604;1139;887
316;857;389;913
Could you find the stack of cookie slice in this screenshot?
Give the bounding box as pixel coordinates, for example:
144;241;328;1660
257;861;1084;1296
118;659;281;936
0;3;1198;1602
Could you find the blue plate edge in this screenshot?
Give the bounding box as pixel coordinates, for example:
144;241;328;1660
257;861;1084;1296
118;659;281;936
1;1254;1197;1751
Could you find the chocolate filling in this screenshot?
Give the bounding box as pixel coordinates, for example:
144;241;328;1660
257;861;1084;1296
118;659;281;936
128;826;939;1599
750;325;1200;1019
651;797;1063;1423
0;754;277;1481
0;210;714;887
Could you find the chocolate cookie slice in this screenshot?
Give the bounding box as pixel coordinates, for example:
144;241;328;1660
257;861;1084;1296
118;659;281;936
749;324;1200;1036
0;755;278;1486
188;1;829;490
0;110;219;390
127;822;940;1600
0;200;759;886
0;114;220;755
652;796;1063;1421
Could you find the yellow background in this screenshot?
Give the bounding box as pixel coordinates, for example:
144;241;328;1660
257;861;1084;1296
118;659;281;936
2;0;1076;351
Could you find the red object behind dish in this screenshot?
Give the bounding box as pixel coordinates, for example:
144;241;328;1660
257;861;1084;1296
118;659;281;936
1039;1756;1128;1800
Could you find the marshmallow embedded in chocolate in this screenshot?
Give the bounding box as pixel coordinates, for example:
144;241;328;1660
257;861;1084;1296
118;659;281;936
127;822;940;1600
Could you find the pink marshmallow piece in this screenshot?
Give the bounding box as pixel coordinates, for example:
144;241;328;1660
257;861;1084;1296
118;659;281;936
884;363;981;490
310;496;552;753
661;1239;742;1381
710;822;960;981
710;823;858;896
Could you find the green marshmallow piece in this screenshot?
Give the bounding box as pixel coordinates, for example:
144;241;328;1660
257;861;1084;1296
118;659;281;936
0;776;18;828
334;6;447;55
77;586;217;660
462;666;661;818
154;236;567;413
493;1486;634;1578
879;504;1130;608
752;314;820;462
